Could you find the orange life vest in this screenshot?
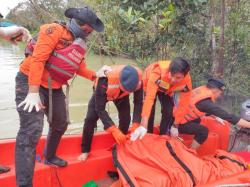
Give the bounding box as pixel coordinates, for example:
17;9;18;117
113;134;246;187
95;65;142;101
143;60;190;95
178;86;216;124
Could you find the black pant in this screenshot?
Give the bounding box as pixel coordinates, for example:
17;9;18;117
15;72;68;186
81;93;130;153
178;120;209;144
42;86;68;160
147;92;174;135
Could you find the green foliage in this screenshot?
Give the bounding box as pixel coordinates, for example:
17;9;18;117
6;0;250;111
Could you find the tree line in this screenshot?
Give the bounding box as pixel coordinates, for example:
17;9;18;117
5;0;250;112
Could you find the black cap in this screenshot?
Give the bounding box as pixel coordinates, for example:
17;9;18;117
65;6;104;32
120;66;139;92
207;77;226;91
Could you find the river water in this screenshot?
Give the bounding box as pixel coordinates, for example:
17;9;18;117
0;44;23;139
0;44;135;139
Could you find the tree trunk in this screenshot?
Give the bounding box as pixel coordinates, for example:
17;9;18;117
211;0;225;77
217;0;225;76
210;0;218;75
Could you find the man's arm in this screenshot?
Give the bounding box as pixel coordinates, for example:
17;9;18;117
132;85;143;123
141;69;160;119
77;64;112;81
196;98;240;124
0;26;31;43
95;78;115;129
77;62;96;81
28;24;61;87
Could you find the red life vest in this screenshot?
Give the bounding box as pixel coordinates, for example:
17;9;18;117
24;34;86;84
46;38;86;84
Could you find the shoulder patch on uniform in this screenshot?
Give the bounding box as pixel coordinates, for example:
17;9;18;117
45;27;54;34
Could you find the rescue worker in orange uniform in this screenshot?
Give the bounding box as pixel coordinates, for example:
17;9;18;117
130;57;192;141
78;65;143;161
173;78;250;149
15;6;109;187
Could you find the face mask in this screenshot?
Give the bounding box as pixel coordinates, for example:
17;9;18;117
67;19;90;39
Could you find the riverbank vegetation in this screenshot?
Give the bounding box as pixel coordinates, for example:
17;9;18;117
4;0;250;112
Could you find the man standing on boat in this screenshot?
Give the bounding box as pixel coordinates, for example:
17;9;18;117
173;78;250;149
78;65;143;161
15;6;109;187
0;13;31;175
130;58;192;141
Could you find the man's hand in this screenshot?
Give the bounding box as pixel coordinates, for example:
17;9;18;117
237;119;250;129
0;26;32;44
18;85;44;112
128;122;140;134
18;93;44;112
130;126;147;141
106;125;127;145
96;65;112;77
170;126;179;137
215;117;225;125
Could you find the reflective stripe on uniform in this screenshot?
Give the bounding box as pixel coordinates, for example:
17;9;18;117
108;84;120;89
46;64;74;77
53;51;79;69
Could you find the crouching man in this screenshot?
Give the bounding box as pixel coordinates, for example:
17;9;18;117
78;65;143;161
173;78;250;149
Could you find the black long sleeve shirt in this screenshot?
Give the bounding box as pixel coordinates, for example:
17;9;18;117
196;98;240;125
95;77;143;129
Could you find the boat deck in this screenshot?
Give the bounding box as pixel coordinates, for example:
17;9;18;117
0;117;249;187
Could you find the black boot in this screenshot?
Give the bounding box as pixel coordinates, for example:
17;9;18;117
45;156;67;167
0;165;10;174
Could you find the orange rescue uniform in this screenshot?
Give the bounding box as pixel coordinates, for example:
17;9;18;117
175;86;216;125
94;65;142;101
142;60;192;122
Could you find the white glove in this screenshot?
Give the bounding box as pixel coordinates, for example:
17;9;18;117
130;126;147;141
18;93;43;112
170;126;179;137
215;117;225;125
0;26;32;42
96;65;112;77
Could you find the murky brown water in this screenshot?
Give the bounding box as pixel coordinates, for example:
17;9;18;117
0;44;24;139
